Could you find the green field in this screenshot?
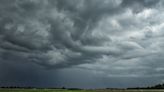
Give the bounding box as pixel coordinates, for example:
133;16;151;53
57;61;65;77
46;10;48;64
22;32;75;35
0;89;164;92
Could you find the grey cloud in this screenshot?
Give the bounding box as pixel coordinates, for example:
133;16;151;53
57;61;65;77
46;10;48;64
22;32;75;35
121;0;160;13
0;0;163;67
1;0;164;88
0;0;126;69
0;0;162;69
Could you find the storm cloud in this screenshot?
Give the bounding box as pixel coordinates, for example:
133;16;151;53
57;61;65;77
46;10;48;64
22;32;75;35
1;0;164;88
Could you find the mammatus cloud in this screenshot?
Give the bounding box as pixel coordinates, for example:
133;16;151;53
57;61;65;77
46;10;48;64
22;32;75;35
1;0;164;82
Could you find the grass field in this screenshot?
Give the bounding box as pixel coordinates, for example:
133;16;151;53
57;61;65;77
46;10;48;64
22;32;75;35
0;89;164;92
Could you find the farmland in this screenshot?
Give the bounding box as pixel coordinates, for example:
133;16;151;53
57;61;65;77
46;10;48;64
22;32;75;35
0;89;164;92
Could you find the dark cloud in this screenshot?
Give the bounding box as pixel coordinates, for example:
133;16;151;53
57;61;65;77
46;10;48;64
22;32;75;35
0;0;124;68
1;0;164;88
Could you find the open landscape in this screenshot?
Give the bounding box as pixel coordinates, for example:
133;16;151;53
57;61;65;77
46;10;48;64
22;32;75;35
1;0;164;91
0;89;164;92
1;84;164;92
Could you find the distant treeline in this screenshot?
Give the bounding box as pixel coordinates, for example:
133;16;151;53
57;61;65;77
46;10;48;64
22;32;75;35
0;86;35;89
127;83;164;89
0;83;164;89
0;86;82;90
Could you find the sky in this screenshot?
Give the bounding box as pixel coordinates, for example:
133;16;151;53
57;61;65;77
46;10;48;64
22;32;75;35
0;0;164;89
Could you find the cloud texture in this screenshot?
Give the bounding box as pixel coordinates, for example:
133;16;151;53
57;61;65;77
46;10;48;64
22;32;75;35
1;0;164;88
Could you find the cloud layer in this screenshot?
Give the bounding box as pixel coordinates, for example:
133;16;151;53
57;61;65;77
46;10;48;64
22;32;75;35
1;0;164;88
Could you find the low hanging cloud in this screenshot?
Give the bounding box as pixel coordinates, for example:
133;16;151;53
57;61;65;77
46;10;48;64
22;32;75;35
1;0;164;79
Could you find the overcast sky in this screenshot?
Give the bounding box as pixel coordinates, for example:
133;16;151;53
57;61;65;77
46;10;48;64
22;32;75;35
1;0;164;89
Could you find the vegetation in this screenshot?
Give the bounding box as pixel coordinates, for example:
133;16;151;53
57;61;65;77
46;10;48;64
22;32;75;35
127;83;164;89
0;89;164;92
0;83;164;92
0;89;91;92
